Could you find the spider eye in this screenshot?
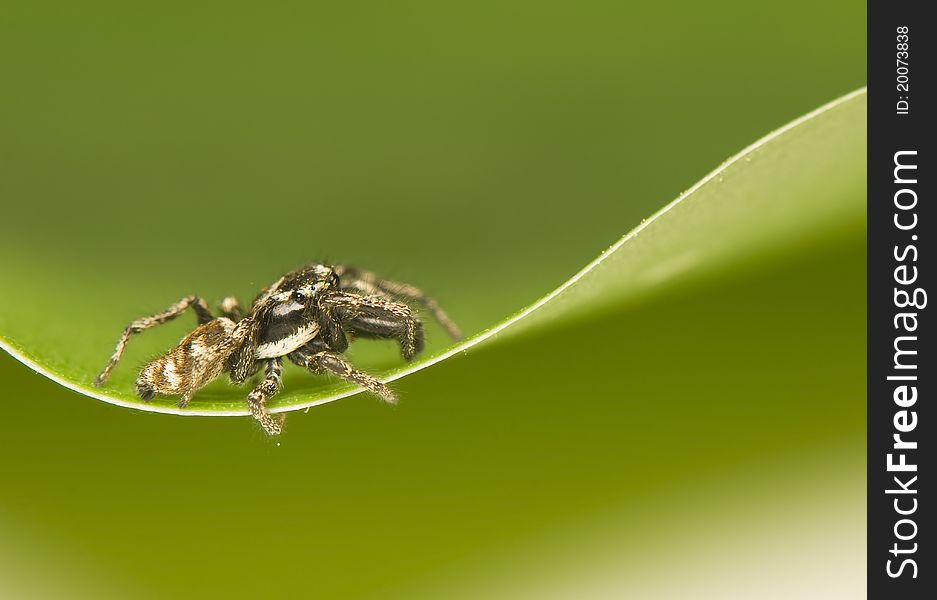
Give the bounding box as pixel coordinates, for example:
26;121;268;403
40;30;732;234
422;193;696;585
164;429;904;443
292;291;307;304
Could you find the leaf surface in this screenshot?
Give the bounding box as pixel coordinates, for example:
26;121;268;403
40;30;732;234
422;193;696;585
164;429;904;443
0;89;866;416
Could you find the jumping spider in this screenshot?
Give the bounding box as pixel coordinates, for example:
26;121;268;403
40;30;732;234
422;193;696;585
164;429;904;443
93;264;461;435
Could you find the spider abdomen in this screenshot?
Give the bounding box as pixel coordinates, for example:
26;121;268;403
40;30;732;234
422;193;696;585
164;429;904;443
136;318;238;401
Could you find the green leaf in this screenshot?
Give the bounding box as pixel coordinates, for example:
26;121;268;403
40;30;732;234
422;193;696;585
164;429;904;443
0;89;865;417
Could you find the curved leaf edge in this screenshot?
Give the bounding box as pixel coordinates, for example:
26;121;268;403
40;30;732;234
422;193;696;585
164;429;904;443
0;87;867;417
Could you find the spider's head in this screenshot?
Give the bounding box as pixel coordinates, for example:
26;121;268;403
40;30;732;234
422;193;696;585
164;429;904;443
264;264;340;318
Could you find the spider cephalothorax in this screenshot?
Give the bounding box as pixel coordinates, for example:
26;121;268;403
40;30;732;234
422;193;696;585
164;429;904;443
93;264;461;435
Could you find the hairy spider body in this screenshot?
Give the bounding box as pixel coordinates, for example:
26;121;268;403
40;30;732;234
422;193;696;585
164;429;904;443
93;264;461;435
135;317;246;403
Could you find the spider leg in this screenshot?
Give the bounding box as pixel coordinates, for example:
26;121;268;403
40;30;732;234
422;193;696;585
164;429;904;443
290;347;396;404
247;358;285;435
317;309;349;353
94;296;215;386
333;265;462;340
322;292;424;361
218;296;244;321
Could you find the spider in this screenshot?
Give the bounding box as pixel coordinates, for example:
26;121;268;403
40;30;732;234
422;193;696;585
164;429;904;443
93;264;461;435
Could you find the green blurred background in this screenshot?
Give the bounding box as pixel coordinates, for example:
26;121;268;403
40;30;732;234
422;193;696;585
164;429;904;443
0;2;864;598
